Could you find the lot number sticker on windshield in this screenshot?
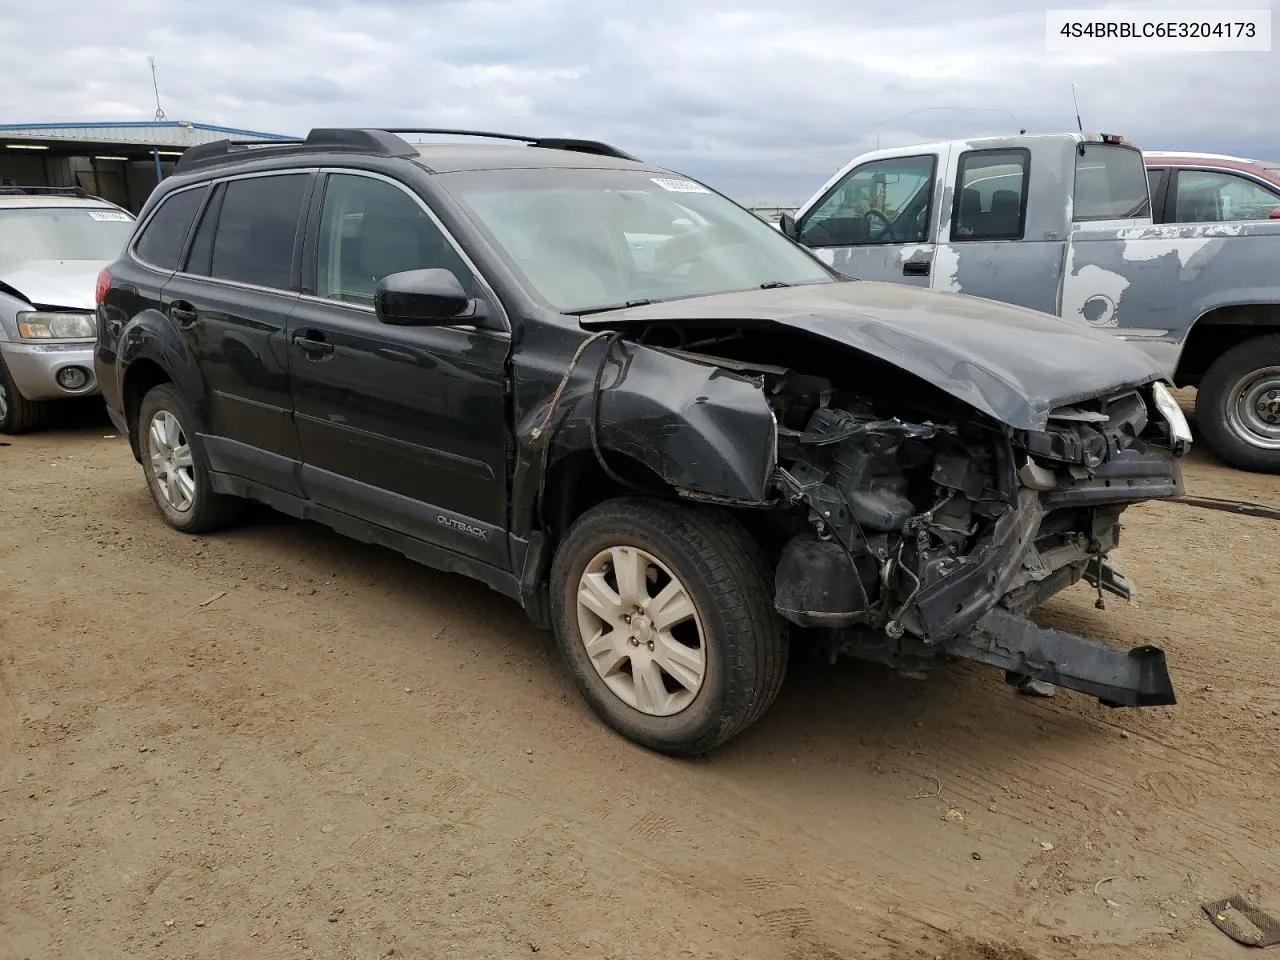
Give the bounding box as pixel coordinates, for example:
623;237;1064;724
88;210;132;222
651;177;709;194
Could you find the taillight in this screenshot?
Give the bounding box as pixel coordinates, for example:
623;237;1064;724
95;268;111;305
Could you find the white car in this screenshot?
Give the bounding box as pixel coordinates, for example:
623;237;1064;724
0;188;135;433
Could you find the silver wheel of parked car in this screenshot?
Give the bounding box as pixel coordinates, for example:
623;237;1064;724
147;409;196;512
1224;365;1280;451
0;354;49;434
0;378;8;422
1198;335;1280;474
136;382;243;533
575;544;707;717
549;497;788;756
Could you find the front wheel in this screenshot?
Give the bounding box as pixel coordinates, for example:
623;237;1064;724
0;355;49;434
1196;334;1280;474
549;497;789;756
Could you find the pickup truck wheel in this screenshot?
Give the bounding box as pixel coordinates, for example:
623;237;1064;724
1197;334;1280;474
550;497;789;756
0;355;49;434
137;384;243;533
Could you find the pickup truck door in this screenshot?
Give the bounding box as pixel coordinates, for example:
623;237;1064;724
793;148;949;286
929;144;1067;316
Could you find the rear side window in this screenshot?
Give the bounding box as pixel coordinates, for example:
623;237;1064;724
209;174;309;290
1073;144;1150;221
134;185;209;270
951;149;1029;241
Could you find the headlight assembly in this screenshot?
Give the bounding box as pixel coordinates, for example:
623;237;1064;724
16;311;97;340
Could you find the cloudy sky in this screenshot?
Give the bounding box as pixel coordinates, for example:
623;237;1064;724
1;0;1276;203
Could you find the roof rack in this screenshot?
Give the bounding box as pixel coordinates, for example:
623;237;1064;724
171;126;640;176
173;128;420;175
0;185;99;199
378;128;640;161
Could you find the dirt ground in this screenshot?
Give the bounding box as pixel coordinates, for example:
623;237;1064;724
2;395;1278;960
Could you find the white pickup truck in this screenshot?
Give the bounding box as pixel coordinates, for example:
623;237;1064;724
779;132;1280;473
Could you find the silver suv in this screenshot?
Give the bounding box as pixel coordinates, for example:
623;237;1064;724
0;188;135;432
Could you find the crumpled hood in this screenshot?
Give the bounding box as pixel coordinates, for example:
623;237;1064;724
0;259;107;311
580;280;1166;431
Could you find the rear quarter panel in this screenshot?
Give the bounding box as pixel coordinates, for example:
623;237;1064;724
1060;221;1280;375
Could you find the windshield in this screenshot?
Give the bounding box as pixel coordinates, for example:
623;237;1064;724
1073;144;1151;221
0;206;134;273
439;168;834;313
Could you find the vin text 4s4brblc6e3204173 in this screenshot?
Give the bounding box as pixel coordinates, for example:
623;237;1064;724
95;127;1190;755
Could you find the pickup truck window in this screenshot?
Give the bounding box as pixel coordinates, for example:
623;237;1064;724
798;154;935;247
1073;143;1150;221
1172;170;1280;223
951;149;1029;241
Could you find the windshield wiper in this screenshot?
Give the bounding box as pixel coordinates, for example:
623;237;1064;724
759;281;791;289
571;298;654;316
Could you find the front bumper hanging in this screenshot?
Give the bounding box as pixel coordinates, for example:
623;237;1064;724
949;607;1176;707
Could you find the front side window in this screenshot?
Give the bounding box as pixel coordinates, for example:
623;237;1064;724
1172;170;1280;223
951;149;1028;241
208;174;309;290
798;154;935;246
441;167;833;314
0;205;134;273
1073;143;1150;221
315;174;475;306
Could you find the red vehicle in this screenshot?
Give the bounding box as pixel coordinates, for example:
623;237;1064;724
1144;152;1280;223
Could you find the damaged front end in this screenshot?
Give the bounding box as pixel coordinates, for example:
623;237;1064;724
767;378;1184;707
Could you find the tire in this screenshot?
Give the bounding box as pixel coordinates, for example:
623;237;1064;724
549;496;789;756
137;383;243;533
1196;334;1280;474
0;354;49;434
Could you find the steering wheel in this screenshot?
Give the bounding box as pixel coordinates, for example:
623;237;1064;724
863;209;897;243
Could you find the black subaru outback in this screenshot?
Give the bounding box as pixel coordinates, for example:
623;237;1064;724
95;128;1189;755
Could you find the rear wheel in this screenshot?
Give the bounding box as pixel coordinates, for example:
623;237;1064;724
549;497;789;756
137;383;243;532
0;355;49;434
1196;334;1280;474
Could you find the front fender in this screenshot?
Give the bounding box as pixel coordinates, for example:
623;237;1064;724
512;338;777;534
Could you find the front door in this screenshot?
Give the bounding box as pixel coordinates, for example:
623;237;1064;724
288;170;511;567
794;151;945;287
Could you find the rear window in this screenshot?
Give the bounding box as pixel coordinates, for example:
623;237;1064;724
134;186;208;270
1073;144;1150;221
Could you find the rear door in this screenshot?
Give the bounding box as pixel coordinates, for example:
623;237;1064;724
794;150;946;286
287;169;511;566
162;170;313;495
928;145;1064;315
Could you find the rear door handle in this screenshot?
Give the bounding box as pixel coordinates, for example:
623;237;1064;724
292;330;335;357
903;260;931;277
169;301;198;325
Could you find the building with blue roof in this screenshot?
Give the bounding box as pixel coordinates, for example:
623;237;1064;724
0;120;294;211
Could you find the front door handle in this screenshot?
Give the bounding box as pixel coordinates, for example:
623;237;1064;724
169;301;198;325
292;330;335;357
903;260;931;277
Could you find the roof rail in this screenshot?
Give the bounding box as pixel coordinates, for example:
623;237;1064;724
173;128;418;175
381;128;640;161
0;184;99;199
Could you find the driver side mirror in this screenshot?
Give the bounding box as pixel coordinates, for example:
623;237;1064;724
778;211;801;241
375;269;478;326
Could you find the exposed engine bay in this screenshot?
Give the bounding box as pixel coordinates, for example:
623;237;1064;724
631;324;1186;708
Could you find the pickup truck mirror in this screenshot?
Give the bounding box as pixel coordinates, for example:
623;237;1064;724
1269;206;1280;220
375;269;474;326
778;211;801;241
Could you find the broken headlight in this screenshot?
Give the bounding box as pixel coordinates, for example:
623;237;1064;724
1150;381;1192;455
